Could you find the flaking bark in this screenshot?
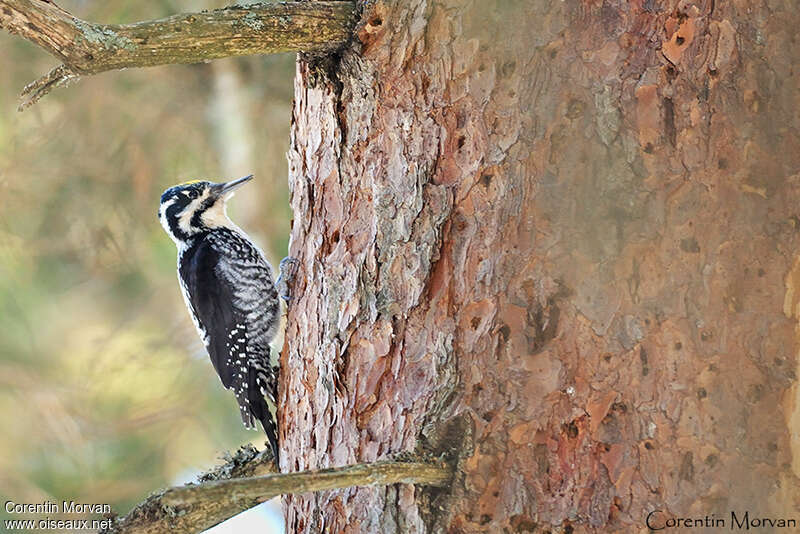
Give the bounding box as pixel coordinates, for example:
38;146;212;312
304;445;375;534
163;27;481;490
282;0;800;532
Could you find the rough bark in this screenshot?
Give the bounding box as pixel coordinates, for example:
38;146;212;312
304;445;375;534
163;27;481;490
283;0;800;532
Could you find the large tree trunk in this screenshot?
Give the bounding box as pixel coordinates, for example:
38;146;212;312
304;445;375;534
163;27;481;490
282;0;800;532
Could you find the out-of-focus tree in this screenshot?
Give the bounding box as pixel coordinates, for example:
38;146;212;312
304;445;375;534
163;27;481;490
0;0;294;518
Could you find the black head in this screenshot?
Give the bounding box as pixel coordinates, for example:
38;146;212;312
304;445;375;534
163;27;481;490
158;175;253;245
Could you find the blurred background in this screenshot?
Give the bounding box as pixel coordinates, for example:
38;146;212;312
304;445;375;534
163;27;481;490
0;1;293;531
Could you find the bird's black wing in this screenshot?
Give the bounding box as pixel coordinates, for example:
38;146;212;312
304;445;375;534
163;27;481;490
179;237;240;388
179;233;280;461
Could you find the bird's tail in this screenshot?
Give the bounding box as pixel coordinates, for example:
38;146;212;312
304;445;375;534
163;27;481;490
248;354;280;464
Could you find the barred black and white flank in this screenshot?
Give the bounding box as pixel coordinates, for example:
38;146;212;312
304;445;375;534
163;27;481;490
158;175;280;461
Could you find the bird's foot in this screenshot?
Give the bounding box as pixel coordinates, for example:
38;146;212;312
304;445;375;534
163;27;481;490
276;256;300;302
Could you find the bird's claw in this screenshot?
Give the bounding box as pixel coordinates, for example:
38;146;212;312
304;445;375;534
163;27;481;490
277;257;300;302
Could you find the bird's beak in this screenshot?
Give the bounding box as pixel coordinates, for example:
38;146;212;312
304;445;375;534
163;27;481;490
215;174;254;198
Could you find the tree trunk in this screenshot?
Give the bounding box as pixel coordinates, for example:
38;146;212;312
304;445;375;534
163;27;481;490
282;0;800;532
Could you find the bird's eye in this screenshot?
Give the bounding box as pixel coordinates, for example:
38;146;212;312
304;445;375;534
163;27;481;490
187;189;199;199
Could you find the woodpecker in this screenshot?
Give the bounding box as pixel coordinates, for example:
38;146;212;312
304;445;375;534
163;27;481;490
158;175;282;462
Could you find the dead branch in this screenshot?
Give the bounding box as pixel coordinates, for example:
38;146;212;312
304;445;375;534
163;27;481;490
100;445;277;534
0;0;356;109
163;459;452;506
18;63;79;111
101;446;452;534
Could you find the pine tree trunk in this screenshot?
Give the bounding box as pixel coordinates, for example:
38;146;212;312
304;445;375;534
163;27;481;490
281;0;800;532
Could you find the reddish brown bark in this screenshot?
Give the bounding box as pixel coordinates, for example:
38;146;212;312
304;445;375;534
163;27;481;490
282;0;800;532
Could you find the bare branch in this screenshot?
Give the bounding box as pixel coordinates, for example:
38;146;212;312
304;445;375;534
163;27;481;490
102;446;452;534
0;0;356;108
101;445;278;534
18;64;78;111
163;459;452;505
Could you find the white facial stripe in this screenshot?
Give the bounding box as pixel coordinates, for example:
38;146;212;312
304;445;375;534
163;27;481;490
161;186;241;242
159;198;177;240
200;198;232;229
177;188;211;235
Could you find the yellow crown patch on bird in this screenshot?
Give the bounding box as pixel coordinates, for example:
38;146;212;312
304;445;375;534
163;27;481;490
157;171;281;462
179;179;204;186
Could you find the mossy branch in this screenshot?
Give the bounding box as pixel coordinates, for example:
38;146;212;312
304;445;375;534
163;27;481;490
0;0;356;110
101;446;453;534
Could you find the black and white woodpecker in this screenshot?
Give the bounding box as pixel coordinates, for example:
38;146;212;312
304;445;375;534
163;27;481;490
158;175;285;462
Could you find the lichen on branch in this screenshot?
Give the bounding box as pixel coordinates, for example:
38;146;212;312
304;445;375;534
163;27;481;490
0;0;356;109
101;445;452;534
